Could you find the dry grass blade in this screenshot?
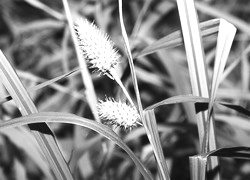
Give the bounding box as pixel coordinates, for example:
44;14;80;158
137;19;220;57
176;0;219;179
0;112;154;180
0;50;74;180
62;0;100;122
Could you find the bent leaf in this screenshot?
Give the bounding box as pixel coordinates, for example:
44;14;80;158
0;112;153;180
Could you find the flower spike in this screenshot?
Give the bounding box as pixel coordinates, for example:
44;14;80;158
97;97;141;130
74;18;120;77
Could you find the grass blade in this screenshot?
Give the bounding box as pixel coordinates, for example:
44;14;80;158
189;155;207;180
144;110;170;180
0;112;154;180
190;146;250;180
205;19;236;152
145;94;208;111
24;0;64;21
176;0;219;179
209;19;236;113
0;50;74;180
137;18;220;57
207;146;250;159
0;68;83;104
145;93;250;121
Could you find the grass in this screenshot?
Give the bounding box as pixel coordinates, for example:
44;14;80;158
0;0;250;180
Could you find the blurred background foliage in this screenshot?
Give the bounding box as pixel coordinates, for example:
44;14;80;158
0;0;250;179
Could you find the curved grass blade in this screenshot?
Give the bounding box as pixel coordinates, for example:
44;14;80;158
0;112;153;180
145;94;209;111
219;102;250;117
137;19;220;57
207;146;250;159
145;94;250;118
0;51;74;180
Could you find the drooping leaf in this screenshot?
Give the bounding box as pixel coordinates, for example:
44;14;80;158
0;112;153;180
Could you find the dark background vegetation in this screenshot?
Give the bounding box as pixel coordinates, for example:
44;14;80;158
0;0;250;179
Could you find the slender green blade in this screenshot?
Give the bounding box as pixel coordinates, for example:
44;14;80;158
0;112;154;180
0;50;73;180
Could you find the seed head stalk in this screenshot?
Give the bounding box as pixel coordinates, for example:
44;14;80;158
109;68;134;106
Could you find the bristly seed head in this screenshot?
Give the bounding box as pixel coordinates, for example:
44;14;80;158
74;18;120;77
97;97;141;130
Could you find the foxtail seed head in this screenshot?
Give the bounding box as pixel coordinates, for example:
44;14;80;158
97;98;141;130
74;18;120;77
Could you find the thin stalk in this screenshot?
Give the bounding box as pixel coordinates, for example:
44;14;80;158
118;0;144;123
109;68;134;106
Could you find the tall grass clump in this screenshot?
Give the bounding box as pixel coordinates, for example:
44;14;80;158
0;0;250;180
